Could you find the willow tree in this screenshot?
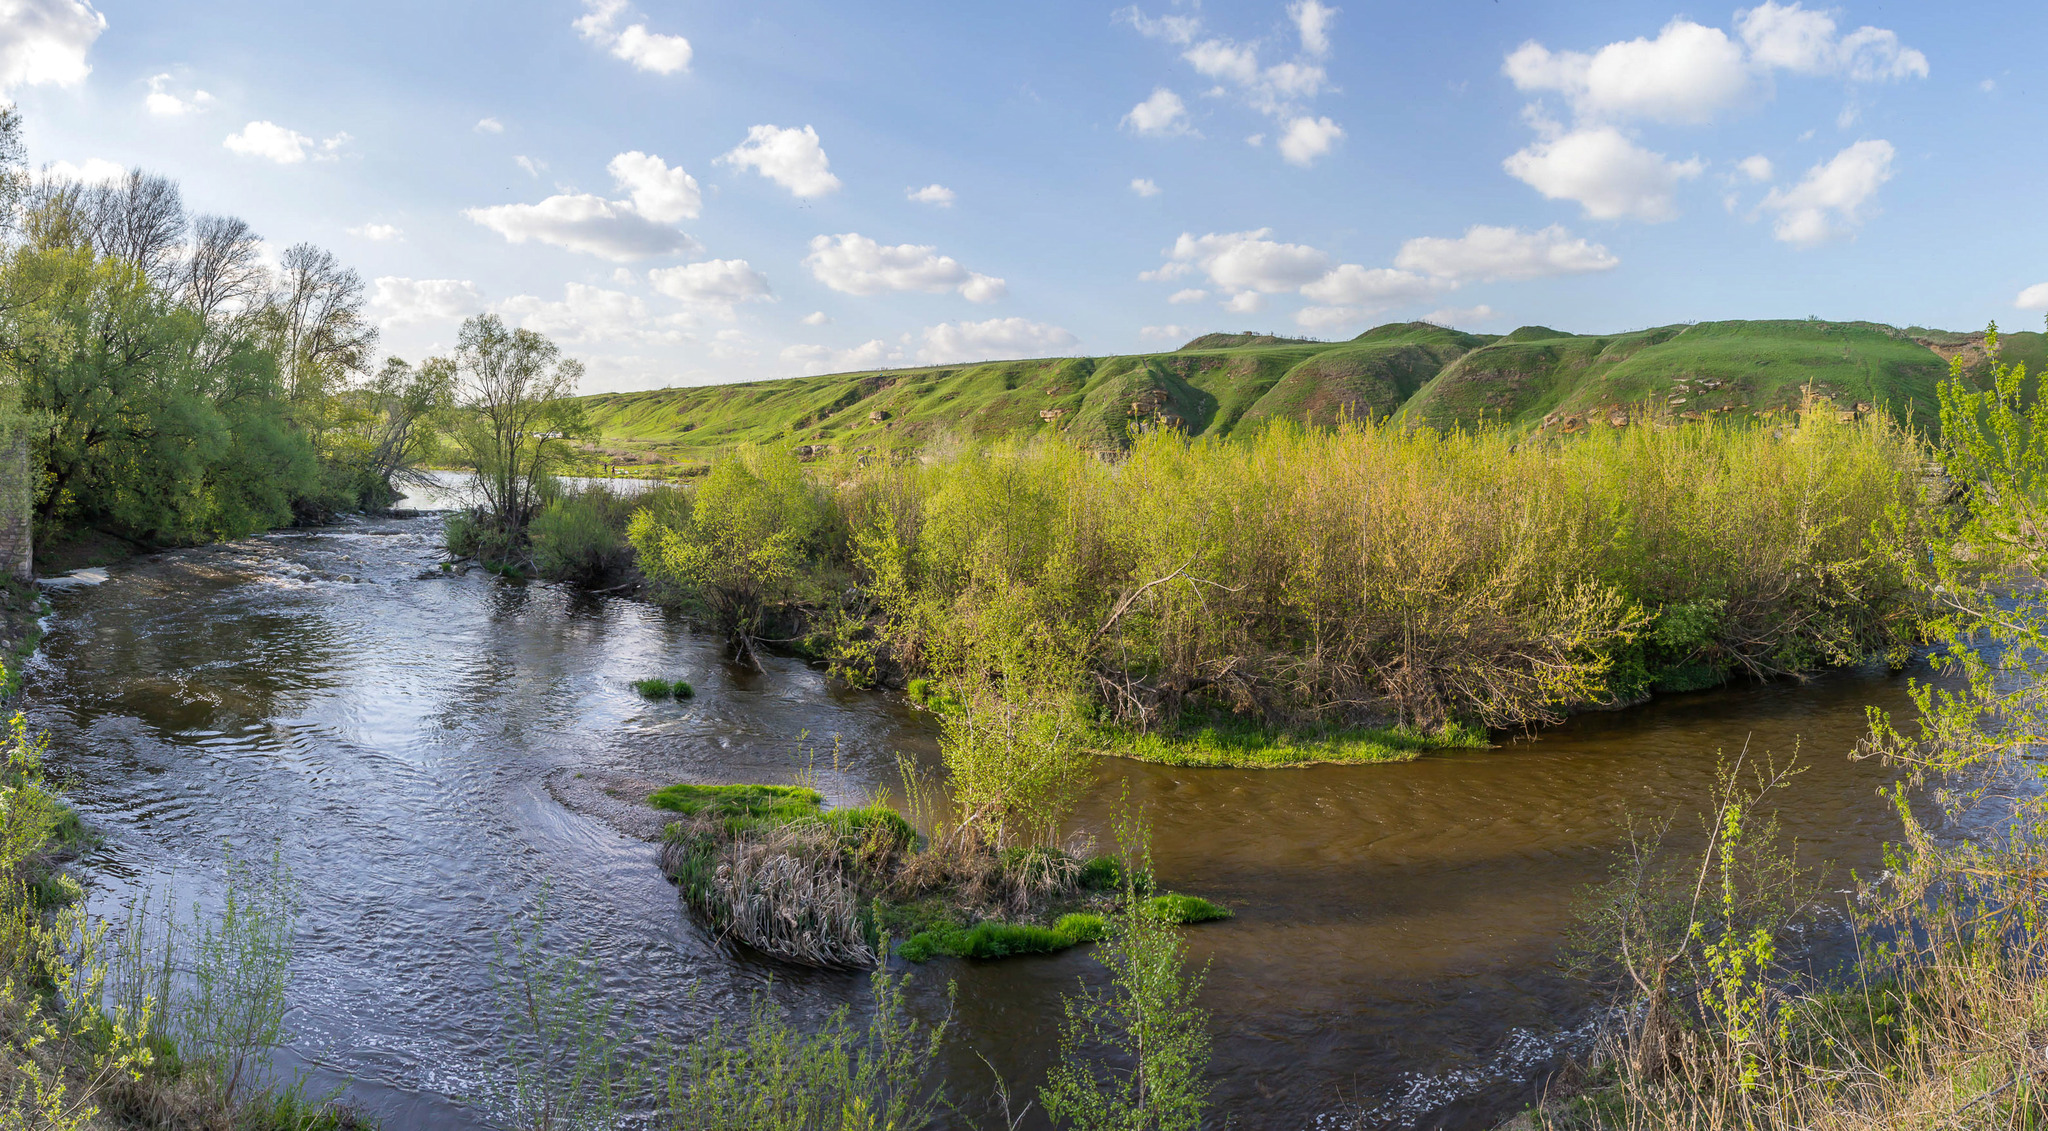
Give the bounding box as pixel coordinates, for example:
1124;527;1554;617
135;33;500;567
447;314;586;536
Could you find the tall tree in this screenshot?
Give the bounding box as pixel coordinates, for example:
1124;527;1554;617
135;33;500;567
87;171;187;286
446;314;586;535
265;242;377;409
181;214;267;326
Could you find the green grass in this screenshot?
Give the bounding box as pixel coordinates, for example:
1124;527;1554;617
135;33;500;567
1146;893;1233;924
631;677;695;699
648;782;912;846
567;319;2025;470
1092;715;1490;768
898;919;1093;962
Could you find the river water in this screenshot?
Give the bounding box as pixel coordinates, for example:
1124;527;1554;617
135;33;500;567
23;512;1922;1129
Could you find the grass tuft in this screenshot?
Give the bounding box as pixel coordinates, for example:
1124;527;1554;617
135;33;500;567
632;677;695;700
1095;717;1489;769
1146;893;1233;924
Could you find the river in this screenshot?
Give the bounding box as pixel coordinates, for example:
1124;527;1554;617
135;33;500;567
23;511;1920;1129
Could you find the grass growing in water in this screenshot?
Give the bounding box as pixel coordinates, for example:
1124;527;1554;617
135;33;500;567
1146;893;1232;924
631;677;695;700
1095;716;1490;768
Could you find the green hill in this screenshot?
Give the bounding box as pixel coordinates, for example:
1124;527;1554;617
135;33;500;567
568;320;2047;473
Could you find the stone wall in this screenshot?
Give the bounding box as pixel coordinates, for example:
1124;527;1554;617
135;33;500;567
0;435;31;580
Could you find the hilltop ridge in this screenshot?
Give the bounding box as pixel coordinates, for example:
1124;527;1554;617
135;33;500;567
570;319;2048;473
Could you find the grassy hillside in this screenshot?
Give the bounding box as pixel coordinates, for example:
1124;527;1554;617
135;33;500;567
567;319;2046;473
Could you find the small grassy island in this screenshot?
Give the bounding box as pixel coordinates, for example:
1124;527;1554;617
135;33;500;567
650;781;1228;968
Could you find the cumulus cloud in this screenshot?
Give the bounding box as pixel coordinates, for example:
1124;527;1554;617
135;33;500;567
647;258;772;317
1123;87;1192;136
348;223;403;242
466;194;698;261
801;311;830;326
475;117;504;133
1277;115;1343;166
223;121;351;165
1503;125;1703;221
916;317;1076;364
467;152;706;260
43;157;122;185
2016;284;2048;312
718;124;841;197
1290;0;1335;57
781;339;896;376
1393;223;1620;282
1424;304;1498;328
1299;264;1439;307
145;73;212;116
1157;228;1330;295
804;233;1005;302
0;0;103;94
1504;20;1752;125
906;183;955;206
1167;288;1207;304
371;277;484;326
1130;178;1161;197
1121;3;1343;166
497;283;687;345
1736;1;1928;81
1140;324;1194;341
606;151;701;222
1738;154;1774;181
1757;138;1894;246
575;0;692;74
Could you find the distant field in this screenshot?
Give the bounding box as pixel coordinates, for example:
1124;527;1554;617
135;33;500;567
565;319;2048;472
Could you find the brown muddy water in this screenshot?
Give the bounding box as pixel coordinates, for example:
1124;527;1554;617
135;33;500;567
25;513;1924;1129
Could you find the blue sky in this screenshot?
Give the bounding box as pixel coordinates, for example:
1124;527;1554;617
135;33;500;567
8;0;2045;392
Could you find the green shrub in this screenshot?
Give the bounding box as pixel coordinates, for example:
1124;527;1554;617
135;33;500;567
1146;893;1232;924
1079;855;1123;891
529;486;636;586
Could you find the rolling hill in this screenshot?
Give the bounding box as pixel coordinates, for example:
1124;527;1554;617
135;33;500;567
568;319;2048;473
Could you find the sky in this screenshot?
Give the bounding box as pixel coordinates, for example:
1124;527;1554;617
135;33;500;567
5;0;2045;393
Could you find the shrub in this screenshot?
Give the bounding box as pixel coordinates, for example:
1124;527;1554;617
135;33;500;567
529;486;637;586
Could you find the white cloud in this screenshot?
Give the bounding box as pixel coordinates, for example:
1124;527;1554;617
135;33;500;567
1424;304;1497;327
1503;125;1702;221
1130;177;1162;197
1118;6;1200;46
348;223;403;242
0;0;103;93
782;339;896;376
1393;224;1620;282
43;157;122;185
575;0;692;74
906;183;956;206
1290;0;1335;57
144;73;212;116
1757;138;1894;246
1504;20;1753;125
646;258;772;316
475;117;504;133
1160;228;1330;295
515;155;545;177
223;120;350;165
1123;87;1192;136
1294;305;1361;329
1277;115;1343;166
1299;264;1439;307
1167;288;1207;304
2016;283;2048;312
1738;154;1774;181
1120;4;1344;166
718;124;841;197
606;150;701;222
1735;1;1927;82
801;311;830;326
1224;292;1266;314
466;193;698;261
917;318;1076;364
804;233;1005;302
371;277;483;326
497;283;687;345
1140;324;1193;341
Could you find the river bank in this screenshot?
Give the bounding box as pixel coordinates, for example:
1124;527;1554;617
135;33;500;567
14;510;1928;1128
